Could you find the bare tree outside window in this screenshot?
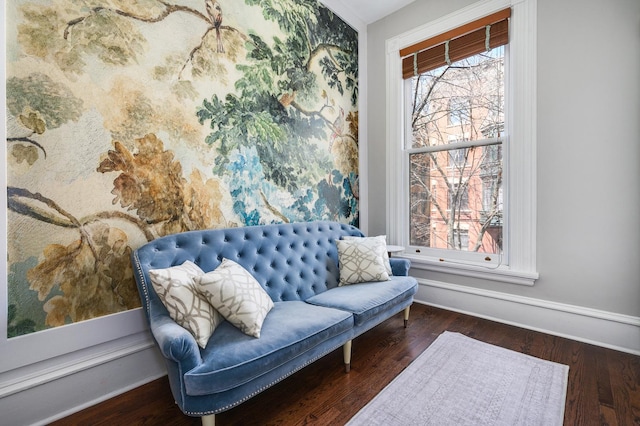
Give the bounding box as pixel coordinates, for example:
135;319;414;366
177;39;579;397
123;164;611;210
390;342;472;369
408;46;504;254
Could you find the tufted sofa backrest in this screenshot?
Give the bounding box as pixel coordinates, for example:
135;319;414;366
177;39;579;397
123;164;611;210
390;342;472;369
132;221;364;315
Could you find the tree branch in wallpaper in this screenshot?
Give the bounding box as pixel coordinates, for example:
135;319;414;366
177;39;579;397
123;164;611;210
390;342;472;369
178;24;253;80
63;2;210;40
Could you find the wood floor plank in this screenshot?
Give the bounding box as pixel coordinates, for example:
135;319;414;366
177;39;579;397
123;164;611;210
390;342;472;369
599;404;618;426
563;340;602;425
596;346;615;410
608;348;640;425
51;304;640;426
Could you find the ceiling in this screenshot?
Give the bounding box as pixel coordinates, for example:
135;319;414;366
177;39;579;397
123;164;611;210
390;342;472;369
339;0;416;24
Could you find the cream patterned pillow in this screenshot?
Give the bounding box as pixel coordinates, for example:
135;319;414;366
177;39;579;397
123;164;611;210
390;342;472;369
149;260;223;348
195;258;274;338
342;235;392;275
337;237;391;286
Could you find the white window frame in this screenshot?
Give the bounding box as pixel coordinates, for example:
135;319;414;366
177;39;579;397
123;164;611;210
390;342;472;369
386;0;538;286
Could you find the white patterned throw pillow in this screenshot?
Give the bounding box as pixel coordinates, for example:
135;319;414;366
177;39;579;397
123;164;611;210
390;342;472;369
149;260;223;349
342;235;392;275
337;236;391;286
195;258;274;338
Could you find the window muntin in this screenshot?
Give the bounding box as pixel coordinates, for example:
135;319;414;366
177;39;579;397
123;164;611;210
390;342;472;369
407;47;504;257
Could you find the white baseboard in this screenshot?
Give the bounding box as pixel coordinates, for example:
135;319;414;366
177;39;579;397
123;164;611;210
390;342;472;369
0;334;167;426
415;278;640;355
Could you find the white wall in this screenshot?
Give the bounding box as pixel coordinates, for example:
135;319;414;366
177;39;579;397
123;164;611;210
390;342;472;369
368;0;640;352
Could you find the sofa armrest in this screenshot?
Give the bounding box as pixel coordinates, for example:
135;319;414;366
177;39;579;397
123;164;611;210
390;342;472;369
150;314;201;371
390;258;411;276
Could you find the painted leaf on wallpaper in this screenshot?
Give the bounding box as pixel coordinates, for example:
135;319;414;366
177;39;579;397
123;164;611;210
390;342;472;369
96;134;229;236
27;224;138;326
6;0;358;336
97;135;187;228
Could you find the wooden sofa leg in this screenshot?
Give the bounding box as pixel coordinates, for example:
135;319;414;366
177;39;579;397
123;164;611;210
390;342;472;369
343;340;352;373
404;305;411;328
202;414;215;426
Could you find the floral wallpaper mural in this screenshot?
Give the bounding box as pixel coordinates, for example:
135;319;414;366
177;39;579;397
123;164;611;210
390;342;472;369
5;0;359;337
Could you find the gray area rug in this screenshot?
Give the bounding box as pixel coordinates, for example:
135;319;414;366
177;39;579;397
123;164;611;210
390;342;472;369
347;331;569;426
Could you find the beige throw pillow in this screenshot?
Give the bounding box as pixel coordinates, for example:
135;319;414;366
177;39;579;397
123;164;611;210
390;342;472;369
195;258;274;338
337;237;391;286
149;260;223;348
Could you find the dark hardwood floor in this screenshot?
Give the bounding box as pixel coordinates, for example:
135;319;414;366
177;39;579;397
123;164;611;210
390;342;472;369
50;303;640;425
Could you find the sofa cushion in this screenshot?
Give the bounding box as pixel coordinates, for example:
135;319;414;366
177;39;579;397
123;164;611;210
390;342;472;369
149;260;223;348
196;258;274;338
305;276;418;326
184;301;353;395
336;237;390;285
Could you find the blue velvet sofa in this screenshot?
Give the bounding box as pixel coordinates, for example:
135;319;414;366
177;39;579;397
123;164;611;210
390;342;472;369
131;220;418;425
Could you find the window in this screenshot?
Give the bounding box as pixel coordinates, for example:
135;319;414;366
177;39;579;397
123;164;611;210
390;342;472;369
386;0;538;285
410;46;504;256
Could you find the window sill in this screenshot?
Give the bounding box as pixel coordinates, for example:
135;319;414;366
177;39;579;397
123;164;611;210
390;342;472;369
398;253;539;286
